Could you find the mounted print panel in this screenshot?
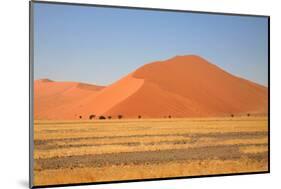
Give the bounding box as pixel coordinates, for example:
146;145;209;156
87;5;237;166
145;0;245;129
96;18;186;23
30;1;269;188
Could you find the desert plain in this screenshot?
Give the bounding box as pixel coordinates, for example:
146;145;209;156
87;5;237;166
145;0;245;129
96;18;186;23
33;117;268;186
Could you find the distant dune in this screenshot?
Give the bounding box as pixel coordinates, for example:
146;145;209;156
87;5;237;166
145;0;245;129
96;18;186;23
34;55;268;120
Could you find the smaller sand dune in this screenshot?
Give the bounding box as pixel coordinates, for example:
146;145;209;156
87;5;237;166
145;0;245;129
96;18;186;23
34;79;104;120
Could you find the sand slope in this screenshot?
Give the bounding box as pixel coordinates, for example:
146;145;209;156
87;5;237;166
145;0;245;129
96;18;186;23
59;74;144;119
106;55;268;118
34;55;268;120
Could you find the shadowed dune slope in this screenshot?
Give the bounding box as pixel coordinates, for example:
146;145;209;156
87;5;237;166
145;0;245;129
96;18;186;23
34;55;268;120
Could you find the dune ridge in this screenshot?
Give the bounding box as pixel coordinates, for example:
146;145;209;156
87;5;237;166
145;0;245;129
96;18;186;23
34;55;268;120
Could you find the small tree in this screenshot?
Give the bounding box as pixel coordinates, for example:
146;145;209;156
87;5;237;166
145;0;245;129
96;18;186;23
79;115;82;119
99;115;106;120
118;115;123;119
89;114;95;120
168;115;171;118
138;115;141;119
231;114;234;117
247;113;250;117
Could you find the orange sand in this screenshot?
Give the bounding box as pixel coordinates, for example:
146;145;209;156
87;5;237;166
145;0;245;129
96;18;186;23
34;55;268;120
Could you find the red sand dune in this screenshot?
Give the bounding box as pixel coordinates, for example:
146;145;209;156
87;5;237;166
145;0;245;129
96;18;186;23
34;55;268;120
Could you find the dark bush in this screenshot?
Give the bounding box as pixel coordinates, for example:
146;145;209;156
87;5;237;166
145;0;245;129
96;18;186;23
247;113;250;117
168;115;171;118
99;115;106;120
108;116;112;119
231;114;234;117
89;114;95;120
118;115;123;119
138;115;141;119
79;115;82;119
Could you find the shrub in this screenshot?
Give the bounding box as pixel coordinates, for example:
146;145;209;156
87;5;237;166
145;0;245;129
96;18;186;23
231;114;234;117
79;116;82;119
89;114;95;120
168;115;171;118
247;113;250;117
99;115;106;120
118;115;123;119
108;116;112;119
138;115;141;119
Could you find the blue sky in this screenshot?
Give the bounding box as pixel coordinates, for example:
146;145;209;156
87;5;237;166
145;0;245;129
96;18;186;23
33;3;268;86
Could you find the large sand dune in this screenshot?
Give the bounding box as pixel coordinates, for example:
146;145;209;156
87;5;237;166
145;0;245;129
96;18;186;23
34;55;268;120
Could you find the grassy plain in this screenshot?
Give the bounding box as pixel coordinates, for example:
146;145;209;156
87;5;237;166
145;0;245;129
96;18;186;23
33;117;268;186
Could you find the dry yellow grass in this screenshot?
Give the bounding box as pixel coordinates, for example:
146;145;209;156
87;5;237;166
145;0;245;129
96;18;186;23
34;117;267;140
33;117;268;186
34;157;268;186
33;137;268;159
